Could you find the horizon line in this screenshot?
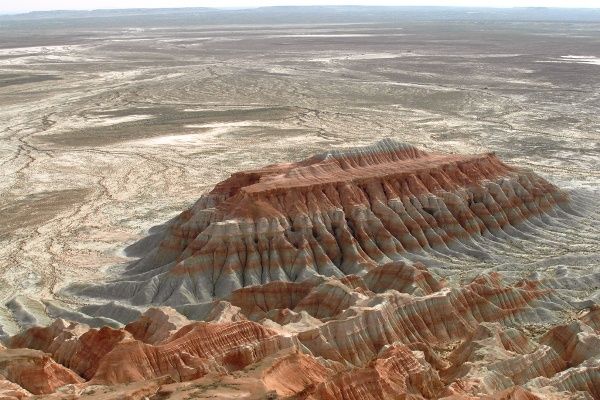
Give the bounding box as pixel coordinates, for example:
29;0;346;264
3;4;600;16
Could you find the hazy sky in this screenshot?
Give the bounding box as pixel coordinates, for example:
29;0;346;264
2;0;599;14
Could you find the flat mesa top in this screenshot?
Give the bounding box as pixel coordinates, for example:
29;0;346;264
211;141;506;198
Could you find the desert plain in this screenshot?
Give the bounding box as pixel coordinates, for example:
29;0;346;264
0;7;599;399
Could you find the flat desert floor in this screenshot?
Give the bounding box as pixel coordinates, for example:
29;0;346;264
0;7;598;337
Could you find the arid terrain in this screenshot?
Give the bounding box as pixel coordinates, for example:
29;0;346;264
0;6;599;399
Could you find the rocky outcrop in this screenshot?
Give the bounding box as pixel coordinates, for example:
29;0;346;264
70;140;571;307
0;347;83;394
5;140;595;398
5;280;600;398
306;343;444;399
363;261;444;295
10;319;132;380
90;320;296;385
125;307;191;344
0;377;30;400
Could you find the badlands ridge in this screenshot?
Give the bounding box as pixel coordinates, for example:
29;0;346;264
1;140;599;399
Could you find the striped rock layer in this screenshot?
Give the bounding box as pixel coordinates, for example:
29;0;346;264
74;139;571;306
3;284;600;399
4;140;593;398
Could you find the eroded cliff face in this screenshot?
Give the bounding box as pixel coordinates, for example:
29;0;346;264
70;139;571;306
4;286;600;399
2;140;598;399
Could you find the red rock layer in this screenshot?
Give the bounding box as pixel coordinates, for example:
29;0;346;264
75;140;571;306
6;276;600;399
362;261;445;295
0;348;83;395
305;343;444;399
90;320;295;385
297;273;553;366
10;319;131;380
11;140;585;398
227;281;314;319
260;350;339;397
0;378;30;400
125;307;191;345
